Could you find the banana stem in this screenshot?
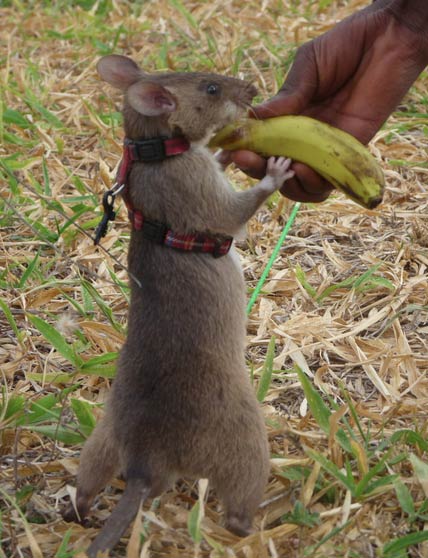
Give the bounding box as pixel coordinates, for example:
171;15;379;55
246;202;301;315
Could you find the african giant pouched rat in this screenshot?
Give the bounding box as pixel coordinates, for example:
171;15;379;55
64;54;294;557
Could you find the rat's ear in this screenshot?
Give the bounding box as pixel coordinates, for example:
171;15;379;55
127;82;177;116
97;55;142;90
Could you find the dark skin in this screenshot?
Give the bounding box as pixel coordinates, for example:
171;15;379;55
225;0;428;203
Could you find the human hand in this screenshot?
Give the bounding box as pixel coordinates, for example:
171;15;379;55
227;0;428;203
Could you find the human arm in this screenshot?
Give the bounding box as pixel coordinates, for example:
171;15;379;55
228;0;428;202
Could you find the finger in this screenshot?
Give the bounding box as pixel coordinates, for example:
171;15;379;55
266;156;276;172
291;163;332;195
253;93;304;119
253;43;318;119
279;157;292;171
282;170;295;182
215;149;233;169
279;176;332;203
274;158;289;174
279;163;333;203
228;150;267;179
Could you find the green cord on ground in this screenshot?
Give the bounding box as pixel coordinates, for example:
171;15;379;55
246;202;301;315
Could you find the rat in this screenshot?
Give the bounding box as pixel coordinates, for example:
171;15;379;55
63;54;294;557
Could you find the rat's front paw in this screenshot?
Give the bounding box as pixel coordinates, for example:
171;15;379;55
266;157;294;189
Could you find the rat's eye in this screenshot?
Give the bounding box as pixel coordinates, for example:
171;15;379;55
206;83;219;95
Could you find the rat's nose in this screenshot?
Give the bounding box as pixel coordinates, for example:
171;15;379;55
248;84;258;98
244;83;258;103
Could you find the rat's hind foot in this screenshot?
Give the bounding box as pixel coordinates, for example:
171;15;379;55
62;496;90;524
225;514;254;537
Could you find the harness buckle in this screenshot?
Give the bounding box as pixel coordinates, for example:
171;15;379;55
128;137;167;162
141;220;168;244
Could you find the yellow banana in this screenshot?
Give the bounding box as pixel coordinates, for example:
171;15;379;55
209;116;384;209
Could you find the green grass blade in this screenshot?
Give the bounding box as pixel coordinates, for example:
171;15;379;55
0;393;25;423
382;530;428;558
81;353;118;367
316;276;356;301
70;398;97;431
341;389;368;445
54;528;73;558
304;520;352;556
27;313;83;367
306;449;355;493
27;424;85;445
0;155;39;170
26;372;72;384
256;336;276;402
294;264;317;299
0;298;21;342
3;107;31;128
58;207;90;236
81;282;95;314
80;280;124;333
2;131;33;146
297;369;353;453
354;450;391;498
391;430;428;452
24;394;60;425
0;100;4;146
187;501;202;543
296;366;331;433
81;352;118;378
316;264;393;302
353;264;381;289
282;501;320;527
168;0;198;29
24;90;64;128
410;454;428;493
80;364;116;378
18;249;40;288
393;478;416;522
42;157;51;195
364;474;399;496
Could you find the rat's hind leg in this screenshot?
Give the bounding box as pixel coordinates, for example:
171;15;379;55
219;466;269;536
214;433;270;536
63;415;120;522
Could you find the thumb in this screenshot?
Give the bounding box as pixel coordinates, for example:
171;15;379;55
253;92;305;119
253;43;318;119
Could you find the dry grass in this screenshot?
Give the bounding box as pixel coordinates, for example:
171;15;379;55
1;1;428;557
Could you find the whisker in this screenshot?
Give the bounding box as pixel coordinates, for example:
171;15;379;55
238;100;260;120
247;105;259;119
255;105;279;118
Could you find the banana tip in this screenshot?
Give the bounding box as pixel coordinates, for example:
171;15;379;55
209;126;245;148
367;195;383;209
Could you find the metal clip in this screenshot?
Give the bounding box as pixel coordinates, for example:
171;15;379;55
94;183;125;245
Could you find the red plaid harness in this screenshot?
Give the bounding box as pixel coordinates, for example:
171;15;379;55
94;136;233;258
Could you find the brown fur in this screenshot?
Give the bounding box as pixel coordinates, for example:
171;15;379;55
63;55;293;557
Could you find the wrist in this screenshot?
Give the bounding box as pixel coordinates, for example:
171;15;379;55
369;0;428;63
387;0;428;35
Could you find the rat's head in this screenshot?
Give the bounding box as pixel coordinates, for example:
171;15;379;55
97;55;257;142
